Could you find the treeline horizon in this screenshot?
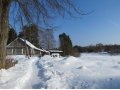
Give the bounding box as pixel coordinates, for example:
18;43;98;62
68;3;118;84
73;43;120;53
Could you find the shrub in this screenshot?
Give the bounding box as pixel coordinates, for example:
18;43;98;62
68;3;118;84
0;57;18;69
72;51;80;57
71;49;80;57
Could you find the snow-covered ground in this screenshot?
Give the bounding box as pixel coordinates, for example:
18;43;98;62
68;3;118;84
1;53;120;89
0;55;40;89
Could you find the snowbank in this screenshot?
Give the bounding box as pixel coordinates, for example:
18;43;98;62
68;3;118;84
39;53;120;89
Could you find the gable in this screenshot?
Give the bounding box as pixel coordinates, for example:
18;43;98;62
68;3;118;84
7;38;25;48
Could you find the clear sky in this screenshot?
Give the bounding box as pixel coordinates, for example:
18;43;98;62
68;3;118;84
12;0;120;46
53;0;120;46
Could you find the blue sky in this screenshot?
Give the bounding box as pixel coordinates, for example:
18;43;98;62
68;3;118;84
11;0;120;46
53;0;120;46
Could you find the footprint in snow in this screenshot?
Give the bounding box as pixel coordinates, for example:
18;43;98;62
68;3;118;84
76;66;88;70
80;81;89;89
117;62;120;64
112;65;119;69
76;66;83;69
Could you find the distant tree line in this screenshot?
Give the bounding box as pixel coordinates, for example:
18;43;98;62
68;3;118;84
73;43;120;54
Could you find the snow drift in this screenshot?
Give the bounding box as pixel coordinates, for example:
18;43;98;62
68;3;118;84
39;53;120;89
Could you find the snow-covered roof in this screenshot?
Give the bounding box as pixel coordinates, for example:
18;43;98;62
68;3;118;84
20;38;44;52
49;50;63;53
41;48;49;53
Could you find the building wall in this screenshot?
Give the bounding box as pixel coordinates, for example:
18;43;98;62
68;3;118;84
7;47;25;55
6;38;42;55
7;39;27;55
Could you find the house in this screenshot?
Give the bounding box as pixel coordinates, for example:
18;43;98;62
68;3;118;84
6;38;49;56
49;49;63;57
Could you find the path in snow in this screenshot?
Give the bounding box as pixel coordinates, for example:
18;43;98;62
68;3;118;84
15;57;47;89
14;57;40;89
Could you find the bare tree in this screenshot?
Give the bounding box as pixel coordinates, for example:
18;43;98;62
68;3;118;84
45;29;56;50
0;0;84;69
39;29;56;50
38;29;46;48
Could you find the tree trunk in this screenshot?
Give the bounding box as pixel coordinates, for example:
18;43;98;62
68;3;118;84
0;0;11;69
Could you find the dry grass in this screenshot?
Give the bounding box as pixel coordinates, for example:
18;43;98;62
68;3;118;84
0;57;18;69
71;50;80;57
72;52;80;57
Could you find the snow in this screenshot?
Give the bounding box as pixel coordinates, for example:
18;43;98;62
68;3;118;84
49;50;63;52
41;48;49;53
0;55;39;89
1;53;120;89
39;53;120;89
51;53;60;57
